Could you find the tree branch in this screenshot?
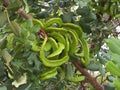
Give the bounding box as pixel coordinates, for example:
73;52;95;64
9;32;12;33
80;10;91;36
2;0;10;6
2;0;32;19
17;8;32;19
72;61;104;90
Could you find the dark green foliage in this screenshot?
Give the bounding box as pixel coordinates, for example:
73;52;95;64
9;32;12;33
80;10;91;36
0;0;120;90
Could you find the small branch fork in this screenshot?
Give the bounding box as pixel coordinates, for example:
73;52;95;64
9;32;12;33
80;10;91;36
2;1;104;90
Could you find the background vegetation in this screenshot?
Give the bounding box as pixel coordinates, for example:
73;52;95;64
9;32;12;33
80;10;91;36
0;0;120;90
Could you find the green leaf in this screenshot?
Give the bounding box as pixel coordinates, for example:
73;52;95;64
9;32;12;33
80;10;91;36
113;79;120;89
111;0;119;2
99;67;106;76
17;83;32;90
106;37;120;68
98;55;108;64
79;0;91;7
27;53;41;71
106;61;120;76
107;75;115;82
28;34;36;41
104;82;115;90
105;38;120;55
11;59;23;69
9;21;21;37
87;61;101;71
25;19;33;29
30;25;40;33
6;33;14;49
2;50;13;65
61;12;74;23
0;86;7;90
66;64;75;79
77;6;90;16
0;35;7;49
23;0;29;13
7;0;22;10
20;28;28;40
10;0;16;3
110;52;120;67
79;21;91;33
36;11;49;19
0;12;7;28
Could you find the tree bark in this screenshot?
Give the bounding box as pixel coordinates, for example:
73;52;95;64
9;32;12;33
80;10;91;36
17;8;32;19
72;61;104;90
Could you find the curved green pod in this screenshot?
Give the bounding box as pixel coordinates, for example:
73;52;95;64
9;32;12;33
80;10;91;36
39;37;69;67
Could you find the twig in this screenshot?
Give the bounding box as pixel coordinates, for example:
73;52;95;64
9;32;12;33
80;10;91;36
2;0;32;19
17;8;32;19
2;0;10;6
72;61;104;90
